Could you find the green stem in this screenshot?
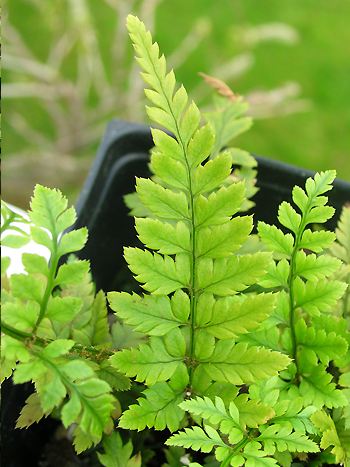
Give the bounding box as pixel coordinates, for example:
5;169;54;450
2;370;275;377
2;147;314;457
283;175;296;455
33;232;59;334
287;200;314;378
142;38;198;388
220;438;249;467
287;244;299;373
1;322;37;341
1;320;113;361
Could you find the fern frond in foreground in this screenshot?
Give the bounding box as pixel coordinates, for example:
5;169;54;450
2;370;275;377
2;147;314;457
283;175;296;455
1;186;129;453
167;396;318;466
108;14;290;434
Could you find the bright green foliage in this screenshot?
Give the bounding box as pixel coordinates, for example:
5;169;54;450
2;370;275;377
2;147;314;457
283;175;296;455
119;367;188;432
311;410;350;465
0;186;128;453
253;172;350;463
109;15;289;436
330;204;350;317
1;201;30;249
3;14;350;466
167;395;318;465
97;431;141;467
257;171;348;403
125;75;256;217
204;96;257;212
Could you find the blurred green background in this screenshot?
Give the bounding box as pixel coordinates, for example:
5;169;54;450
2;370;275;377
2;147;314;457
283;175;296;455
3;0;350;208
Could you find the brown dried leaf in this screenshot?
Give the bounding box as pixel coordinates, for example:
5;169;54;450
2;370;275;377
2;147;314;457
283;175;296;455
199;72;239;102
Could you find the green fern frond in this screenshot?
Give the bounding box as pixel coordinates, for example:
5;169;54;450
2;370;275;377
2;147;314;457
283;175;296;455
311;410;350;465
97;431;142;467
13;339;115;451
257;171;348;404
109;15;288;432
168;395;317;465
1;185;123;453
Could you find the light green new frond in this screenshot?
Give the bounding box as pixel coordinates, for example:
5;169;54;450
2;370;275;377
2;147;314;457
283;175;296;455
119;380;186;432
135;218;190;255
124;247;190;294
257;424;319;454
196;252;271;296
311;410;349;465
258;222;294;258
110;336;185;385
295;319;348;365
196;216;252;259
198;341;290;385
108;290;189;336
294;277;347;316
166;426;227;453
194;182;245;228
198;293;275;339
127;15;204;151
294;251;342;280
97;432;141;467
136;178;189;220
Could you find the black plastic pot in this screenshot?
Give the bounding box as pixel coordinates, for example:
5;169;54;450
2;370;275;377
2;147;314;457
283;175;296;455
2;119;350;466
74;119;350;292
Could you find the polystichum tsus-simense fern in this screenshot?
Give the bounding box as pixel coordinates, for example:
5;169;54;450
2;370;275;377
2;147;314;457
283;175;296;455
108;12;290;436
1;13;349;467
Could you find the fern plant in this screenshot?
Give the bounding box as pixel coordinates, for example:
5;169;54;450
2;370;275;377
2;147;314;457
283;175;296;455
2;14;349;467
107;15;290;440
0;188;131;454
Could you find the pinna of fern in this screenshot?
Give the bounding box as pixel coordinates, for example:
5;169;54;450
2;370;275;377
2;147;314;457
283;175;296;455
1;187;130;453
107;14;291;434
